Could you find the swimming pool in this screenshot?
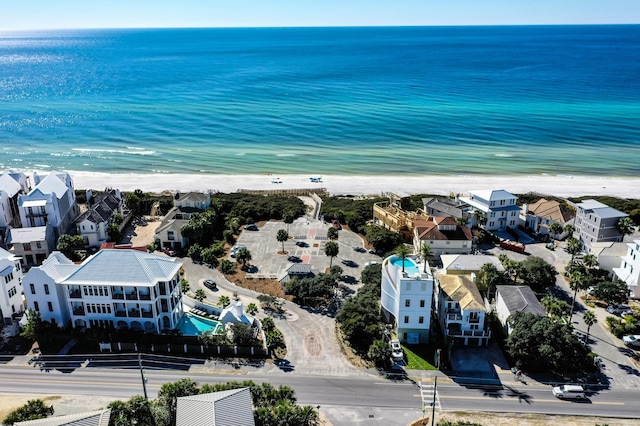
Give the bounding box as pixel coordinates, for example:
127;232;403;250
389;256;420;276
176;312;224;336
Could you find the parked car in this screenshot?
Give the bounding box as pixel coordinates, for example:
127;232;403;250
332;220;341;230
552;384;586;400
230;245;246;258
295;241;307;247
622;335;640;348
390;339;404;360
364;261;379;268
245;223;258;231
287;255;302;263
353;247;366;253
607;304;631;315
341;259;358;268
163;247;176;257
203;279;217;290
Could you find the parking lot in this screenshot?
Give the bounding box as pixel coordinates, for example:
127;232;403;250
233;218;381;283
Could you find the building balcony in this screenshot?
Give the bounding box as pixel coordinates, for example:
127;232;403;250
72;308;85;316
469;317;480;324
69;290;82;299
446;314;463;322
141;311;153;318
112;293;124;300
139;293;151;301
127;310;141;318
115;310;127;317
125;293;138;300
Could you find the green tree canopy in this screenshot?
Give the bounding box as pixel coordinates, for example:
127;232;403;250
276;229;289;253
364;225;403;255
324;241;339;268
519;256;557;293
591;280;631;305
3;399;53;425
56;234;85;260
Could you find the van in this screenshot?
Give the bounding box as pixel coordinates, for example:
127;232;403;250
552;384;585;399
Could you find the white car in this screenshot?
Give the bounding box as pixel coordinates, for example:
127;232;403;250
230;245;246;257
622;335;640;348
390;339;404;360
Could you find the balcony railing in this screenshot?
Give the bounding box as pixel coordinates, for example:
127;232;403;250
469;317;480;324
69;290;82;299
141;311;153;318
112;293;124;300
72;308;85;316
127;310;141;318
139;293;151;301
125;293;138;300
115;311;127;317
446;314;463;321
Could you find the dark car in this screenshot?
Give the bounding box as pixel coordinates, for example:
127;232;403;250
288;255;302;263
245;223;258;231
353;247;366;253
341;259;358;267
204;279;217;290
295;241;307;247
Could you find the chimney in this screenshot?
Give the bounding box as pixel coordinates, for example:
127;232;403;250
471;273;477;283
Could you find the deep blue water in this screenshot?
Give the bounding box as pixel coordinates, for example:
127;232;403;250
1;25;639;176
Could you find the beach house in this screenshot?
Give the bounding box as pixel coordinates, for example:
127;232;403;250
422;196;471;224
23;249;183;332
440;254;504;276
0;247;25;326
17;171;80;239
459;190;519;232
613;239;640;299
494;285;546;335
176;388;255;426
74;189;125;247
435;274;491;346
380;254;433;344
5;224;56;268
573;199;628;253
0;171;30;242
155;192;211;251
372;192;429;241
519;198;574;238
412;216;474;257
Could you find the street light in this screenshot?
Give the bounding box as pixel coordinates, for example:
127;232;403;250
138;353;148;400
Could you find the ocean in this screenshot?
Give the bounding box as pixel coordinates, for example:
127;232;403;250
1;25;639;177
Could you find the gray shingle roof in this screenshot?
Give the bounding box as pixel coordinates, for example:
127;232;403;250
496;285;546;317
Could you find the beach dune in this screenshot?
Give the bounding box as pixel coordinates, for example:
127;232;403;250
69;171;640;199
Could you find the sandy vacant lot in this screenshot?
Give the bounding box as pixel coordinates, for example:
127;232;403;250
0;394;118;420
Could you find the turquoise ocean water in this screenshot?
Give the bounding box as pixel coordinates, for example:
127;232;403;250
1;26;639;176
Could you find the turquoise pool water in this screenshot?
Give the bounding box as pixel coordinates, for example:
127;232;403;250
389;256;420;276
176;313;224;336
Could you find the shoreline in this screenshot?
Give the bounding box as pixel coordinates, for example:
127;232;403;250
63;171;640;199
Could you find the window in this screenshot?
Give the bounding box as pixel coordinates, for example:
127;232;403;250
419;316;424;324
48;302;53;312
420;300;425;308
36;241;42;249
44;284;49;295
405;299;410;307
30;283;36;295
404;316;409;324
24;243;31;251
8;287;17;297
167;231;175;241
34;301;40;312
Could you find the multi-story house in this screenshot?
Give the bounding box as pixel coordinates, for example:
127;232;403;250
74;189;124;247
519;198;574;238
155;192;211;251
380;254;433;344
440;254;504;276
0;171;30;242
372;192;429;241
412;216;474;257
435;274;491;346
17;171;79;239
459;190;520;231
6;224;56;267
23;249;183;332
573;199;628;253
613;239;640;299
422;197;471;224
0;247;25;325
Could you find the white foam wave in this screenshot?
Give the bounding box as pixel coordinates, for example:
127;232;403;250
72;148;156;156
276;153;295;157
494;153;514;158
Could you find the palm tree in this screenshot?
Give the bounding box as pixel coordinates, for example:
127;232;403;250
283;211;295;233
395;244;411;273
563;223;575;236
324;241;339;268
327;226;339;241
617;217;636;237
276;229;289;254
582;253;598;269
218;295;231;308
474;210;487;228
566;237;582;264
418;242;432;273
235;247;252;270
548;222;563;238
569;269;587;323
583;310;597;344
194;289;206;302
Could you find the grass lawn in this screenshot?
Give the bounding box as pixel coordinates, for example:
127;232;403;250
403;344;437;370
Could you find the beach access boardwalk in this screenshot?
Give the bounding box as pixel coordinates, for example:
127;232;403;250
237;187;328;197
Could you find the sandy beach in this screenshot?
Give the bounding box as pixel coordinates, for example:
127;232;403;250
69;171;640;199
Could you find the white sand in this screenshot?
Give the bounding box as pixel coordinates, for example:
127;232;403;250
69;171;640;199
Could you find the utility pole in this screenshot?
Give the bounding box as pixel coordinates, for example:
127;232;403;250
431;376;437;426
138;352;148;400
